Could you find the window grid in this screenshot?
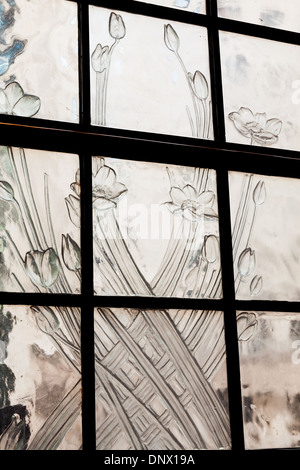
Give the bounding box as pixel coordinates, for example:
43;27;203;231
0;0;299;455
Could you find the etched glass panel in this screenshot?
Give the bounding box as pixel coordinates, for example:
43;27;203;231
218;0;300;33
229;171;300;301
0;304;81;450
220;32;300;152
134;0;206;14
89;7;213;139
93;157;221;298
0;0;79;122
94;307;230;450
0;146;81;293
237;310;300;449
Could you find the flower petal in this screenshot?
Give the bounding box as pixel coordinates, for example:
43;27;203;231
254;112;267;129
94;165;116;187
5;81;23;109
109;182;127;199
12;94;41;117
182;184;197;201
228;107;254;137
170;186;186;206
197;190;215;206
252;131;277;145
0;89;9;114
41;248;60;287
265;118;282;136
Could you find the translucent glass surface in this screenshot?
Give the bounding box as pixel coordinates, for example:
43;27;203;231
95;307;230;450
220;32;300;152
0;0;79;122
237;310;300;449
0;146;80;293
89;7;213;139
93;156;221;298
134;0;205;14
0;304;81;450
218;0;300;33
229;171;300;301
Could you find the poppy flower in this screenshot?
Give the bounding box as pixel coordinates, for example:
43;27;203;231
228;107;282;145
164;184;218;221
93;162;127;210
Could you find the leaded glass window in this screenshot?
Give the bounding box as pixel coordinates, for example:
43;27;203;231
0;0;299;458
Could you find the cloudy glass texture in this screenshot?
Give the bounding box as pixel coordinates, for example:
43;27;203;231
237;310;300;449
218;0;300;33
220;32;300;152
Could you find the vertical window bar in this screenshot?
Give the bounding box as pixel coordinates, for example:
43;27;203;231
207;0;226;144
216;166;245;451
78;1;91;129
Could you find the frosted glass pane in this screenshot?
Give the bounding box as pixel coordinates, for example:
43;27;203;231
229;171;300;301
237;311;300;449
218;0;300;33
0;146;81;293
0;304;81;450
89;7;213;139
220;32;300;152
95;307;230;450
134;0;206;14
93;157;221;298
0;0;79;123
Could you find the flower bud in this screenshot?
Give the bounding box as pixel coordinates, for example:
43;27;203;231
91;44;109;73
31;306;60;336
164;24;180;53
25;248;60;288
193;70;209;100
250;275;263;296
202;235;219;263
237;247;255;277
62;234;81;272
236;312;257;341
0;181;14;201
109;12;126;40
65;194;80;228
253;181;266;205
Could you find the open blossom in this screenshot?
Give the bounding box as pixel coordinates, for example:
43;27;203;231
228;107;282;145
93;160;127;210
0;81;40;117
164;184;218;221
25;248;60;288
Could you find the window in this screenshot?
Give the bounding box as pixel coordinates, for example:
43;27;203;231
0;0;299;458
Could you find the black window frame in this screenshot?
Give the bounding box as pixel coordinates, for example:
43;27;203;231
1;0;300;458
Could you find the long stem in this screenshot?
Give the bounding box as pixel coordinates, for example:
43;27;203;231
102;39;119;127
44;173;72;294
7;147;42;250
19;148;48;248
175;52;200;136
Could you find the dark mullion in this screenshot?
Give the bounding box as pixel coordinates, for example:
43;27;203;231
216;166;245;451
80;150;96;451
78;1;91;130
207;0;226;144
